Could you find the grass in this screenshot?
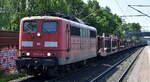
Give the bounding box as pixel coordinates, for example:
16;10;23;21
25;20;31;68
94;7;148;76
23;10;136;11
0;70;26;82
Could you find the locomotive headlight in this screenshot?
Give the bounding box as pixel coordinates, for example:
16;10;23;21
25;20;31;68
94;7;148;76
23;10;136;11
37;33;41;37
26;52;30;56
47;53;51;56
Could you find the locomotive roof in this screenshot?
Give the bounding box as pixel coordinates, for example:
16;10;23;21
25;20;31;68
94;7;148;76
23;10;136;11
21;16;97;31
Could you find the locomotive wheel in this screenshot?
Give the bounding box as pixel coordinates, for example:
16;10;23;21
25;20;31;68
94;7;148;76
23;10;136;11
20;68;27;74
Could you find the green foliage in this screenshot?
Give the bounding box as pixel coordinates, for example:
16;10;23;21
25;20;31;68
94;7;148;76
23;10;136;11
123;23;141;32
0;0;141;37
123;23;141;40
0;73;25;82
0;69;25;82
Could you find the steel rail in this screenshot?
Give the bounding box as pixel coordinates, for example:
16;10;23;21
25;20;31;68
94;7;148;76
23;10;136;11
117;47;144;82
89;47;144;82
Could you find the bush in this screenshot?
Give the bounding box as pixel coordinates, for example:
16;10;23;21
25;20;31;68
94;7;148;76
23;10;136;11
0;70;25;82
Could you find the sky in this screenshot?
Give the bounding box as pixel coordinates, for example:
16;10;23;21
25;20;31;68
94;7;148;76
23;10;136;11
83;0;150;32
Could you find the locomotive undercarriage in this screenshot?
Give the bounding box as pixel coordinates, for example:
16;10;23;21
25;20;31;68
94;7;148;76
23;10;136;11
16;57;90;77
16;58;58;76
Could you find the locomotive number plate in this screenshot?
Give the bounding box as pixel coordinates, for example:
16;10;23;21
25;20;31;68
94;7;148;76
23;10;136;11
33;53;45;56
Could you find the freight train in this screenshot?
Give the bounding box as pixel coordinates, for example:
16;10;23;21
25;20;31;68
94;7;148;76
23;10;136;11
16;13;146;76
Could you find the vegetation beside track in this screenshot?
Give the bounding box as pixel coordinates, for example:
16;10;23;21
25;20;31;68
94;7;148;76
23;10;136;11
0;70;25;82
0;0;140;39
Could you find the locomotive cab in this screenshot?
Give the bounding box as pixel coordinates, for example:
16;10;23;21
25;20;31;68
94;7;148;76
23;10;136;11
16;16;69;75
19;17;63;58
16;16;97;76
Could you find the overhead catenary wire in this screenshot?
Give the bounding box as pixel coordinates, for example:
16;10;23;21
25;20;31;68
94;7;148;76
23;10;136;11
114;0;124;14
114;0;130;23
123;0;131;21
121;15;146;17
128;5;150;19
128;5;150;7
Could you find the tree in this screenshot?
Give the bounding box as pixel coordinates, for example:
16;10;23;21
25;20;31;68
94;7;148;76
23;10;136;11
0;0;141;39
123;23;141;40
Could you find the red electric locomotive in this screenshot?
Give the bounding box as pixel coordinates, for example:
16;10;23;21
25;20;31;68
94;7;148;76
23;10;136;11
16;16;97;75
16;13;147;76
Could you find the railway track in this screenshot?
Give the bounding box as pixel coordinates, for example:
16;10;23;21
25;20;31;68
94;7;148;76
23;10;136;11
55;47;144;82
88;47;144;82
9;47;144;82
116;47;144;82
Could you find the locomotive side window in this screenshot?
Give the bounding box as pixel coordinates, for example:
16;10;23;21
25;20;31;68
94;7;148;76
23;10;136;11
42;22;57;32
87;30;90;37
80;29;90;37
80;29;83;37
70;26;80;36
90;31;96;37
24;21;37;32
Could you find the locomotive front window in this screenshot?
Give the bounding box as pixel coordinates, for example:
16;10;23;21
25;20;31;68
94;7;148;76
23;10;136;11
42;22;57;32
24;21;37;32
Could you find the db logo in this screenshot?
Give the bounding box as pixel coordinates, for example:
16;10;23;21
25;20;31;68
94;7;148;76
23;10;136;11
37;42;40;46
